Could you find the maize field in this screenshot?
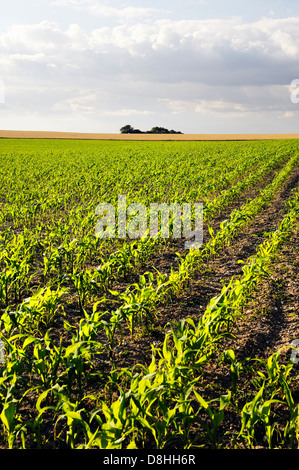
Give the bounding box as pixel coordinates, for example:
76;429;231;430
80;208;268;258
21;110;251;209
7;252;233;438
0;137;298;450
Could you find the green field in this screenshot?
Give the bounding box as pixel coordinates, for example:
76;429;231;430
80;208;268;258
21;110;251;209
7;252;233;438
0;138;298;449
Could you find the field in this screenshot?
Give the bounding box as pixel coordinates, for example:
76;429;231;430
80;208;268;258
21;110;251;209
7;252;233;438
1;129;299;141
0;137;298;450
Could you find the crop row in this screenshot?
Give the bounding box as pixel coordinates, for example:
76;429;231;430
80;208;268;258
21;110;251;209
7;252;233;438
94;151;298;337
0;182;298;449
1;150;296;347
0;142;291;311
0;139;298;449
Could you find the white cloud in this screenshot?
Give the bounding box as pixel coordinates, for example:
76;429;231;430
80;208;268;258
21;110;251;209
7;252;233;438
51;90;103;113
1;15;299;132
8;52;47;62
103;109;154;116
2;16;299;80
160;96;265;118
281;110;299;119
50;0;162;20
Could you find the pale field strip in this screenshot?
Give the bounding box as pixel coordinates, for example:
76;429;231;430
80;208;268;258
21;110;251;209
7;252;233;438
1;130;299;141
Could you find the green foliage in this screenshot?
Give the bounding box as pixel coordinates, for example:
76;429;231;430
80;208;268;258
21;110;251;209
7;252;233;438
0;138;298;448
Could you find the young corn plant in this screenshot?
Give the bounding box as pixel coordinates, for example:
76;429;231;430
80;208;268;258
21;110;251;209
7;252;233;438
0;399;27;449
173;387;198;448
31;332;64;391
155;319;214;386
90;391;133;449
68;269;98;313
193;389;232;448
238;384;281;449
51;384;93;448
281;377;299;448
127;366;179;449
0;270;15;307
222;349;244;395
115;270;168;335
250;350;299;448
253;350;294;397
9;286;66;335
100;309;124;360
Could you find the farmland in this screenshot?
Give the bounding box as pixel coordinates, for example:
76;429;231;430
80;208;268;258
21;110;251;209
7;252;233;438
0;137;298;450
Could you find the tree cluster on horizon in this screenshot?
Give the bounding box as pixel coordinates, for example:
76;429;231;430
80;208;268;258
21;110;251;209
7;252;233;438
120;124;183;134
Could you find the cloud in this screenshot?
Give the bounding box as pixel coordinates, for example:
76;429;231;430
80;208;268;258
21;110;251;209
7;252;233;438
159;84;290;119
50;0;162;20
2;16;299;83
0;15;299;132
282;110;299;118
102;109;154;116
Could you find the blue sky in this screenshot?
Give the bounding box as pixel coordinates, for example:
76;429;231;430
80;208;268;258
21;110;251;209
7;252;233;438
0;0;299;133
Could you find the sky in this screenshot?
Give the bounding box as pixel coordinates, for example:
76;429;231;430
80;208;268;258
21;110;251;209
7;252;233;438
0;0;299;134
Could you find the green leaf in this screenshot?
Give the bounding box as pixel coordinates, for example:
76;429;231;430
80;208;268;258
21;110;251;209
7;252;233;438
193;389;209;410
224;349;235;362
1;401;16;432
65;342;84;357
23;335;38;350
65;410;82;421
219;392;231;411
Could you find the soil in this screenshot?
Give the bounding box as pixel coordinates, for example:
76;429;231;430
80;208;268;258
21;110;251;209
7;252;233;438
1;130;299;141
1;163;298;449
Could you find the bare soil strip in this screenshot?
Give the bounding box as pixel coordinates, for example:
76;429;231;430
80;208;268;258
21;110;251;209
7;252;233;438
1;130;299;141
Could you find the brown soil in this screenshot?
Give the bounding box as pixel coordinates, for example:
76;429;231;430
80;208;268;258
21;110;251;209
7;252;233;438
1;130;299;141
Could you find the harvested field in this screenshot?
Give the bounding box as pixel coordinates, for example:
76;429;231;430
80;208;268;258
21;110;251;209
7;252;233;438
1;129;299;141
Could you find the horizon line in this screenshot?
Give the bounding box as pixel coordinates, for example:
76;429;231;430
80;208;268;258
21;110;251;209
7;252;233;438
1;130;299;141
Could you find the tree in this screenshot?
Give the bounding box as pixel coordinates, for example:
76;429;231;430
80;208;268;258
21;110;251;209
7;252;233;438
147;126;182;134
120;124;135;134
148;126;170;134
120;124;183;134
